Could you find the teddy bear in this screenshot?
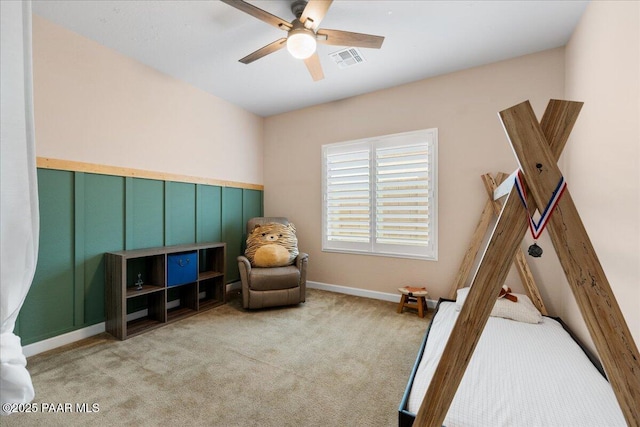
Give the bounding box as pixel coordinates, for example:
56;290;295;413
245;222;299;268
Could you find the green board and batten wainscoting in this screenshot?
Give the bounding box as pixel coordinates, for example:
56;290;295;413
15;160;263;345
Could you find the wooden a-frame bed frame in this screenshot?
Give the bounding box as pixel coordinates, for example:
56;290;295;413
412;99;640;427
449;171;548;315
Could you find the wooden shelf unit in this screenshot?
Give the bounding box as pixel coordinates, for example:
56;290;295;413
105;242;226;340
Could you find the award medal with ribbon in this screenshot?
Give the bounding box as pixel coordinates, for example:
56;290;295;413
513;170;567;258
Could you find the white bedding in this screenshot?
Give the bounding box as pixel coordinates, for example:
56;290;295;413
407;301;626;427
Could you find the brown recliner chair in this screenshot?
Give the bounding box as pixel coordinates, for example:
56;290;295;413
237;217;308;309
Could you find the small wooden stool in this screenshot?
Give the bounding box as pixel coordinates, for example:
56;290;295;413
397;286;429;318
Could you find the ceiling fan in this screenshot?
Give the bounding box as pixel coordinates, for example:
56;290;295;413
220;0;385;81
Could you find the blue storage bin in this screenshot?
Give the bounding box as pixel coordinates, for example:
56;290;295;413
167;251;197;287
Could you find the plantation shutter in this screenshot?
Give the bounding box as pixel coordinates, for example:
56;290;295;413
374;142;431;251
322;129;437;259
324;143;371;251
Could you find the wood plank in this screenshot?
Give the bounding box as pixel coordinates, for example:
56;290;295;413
397;295;407;313
493;98;581;201
105;253;123;340
415;100;583;427
481;172;506;205
222;187;243;283
167;306;197;323
239;38;287;64
513;250;547;315
539;98;582;157
416;188;529;426
501;101;640;427
451;171;546;314
481;173;548;315
36;157;264;191
198;298;224;311
126;317;164;338
449;197;494;299
219;0;291;31
74;173;86;326
198;271;224;281
300;0;333;30
498;100;584;313
304;53;324;81
316;28;384;49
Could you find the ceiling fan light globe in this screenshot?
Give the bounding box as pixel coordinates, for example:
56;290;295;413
287;32;316;59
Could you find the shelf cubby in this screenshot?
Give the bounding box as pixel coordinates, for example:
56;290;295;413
105;242;226;340
166;282;198;322
125;290;166;337
199;277;225;310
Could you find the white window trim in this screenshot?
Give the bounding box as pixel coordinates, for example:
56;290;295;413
322;128;438;261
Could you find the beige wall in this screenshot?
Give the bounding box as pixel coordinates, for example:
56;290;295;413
564;1;640;347
264;48;567;314
32;15;264;186
32;4;638;346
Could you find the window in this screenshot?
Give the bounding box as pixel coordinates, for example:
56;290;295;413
322;129;437;260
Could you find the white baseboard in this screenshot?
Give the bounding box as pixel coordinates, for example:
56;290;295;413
307;280;437;309
23;281;243;357
22;280;428;357
22;322;105;358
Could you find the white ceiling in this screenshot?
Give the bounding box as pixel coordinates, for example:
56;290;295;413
32;0;589;117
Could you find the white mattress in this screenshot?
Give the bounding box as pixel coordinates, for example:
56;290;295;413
407;301;626;427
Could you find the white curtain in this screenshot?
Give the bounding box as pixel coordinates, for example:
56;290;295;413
0;0;39;413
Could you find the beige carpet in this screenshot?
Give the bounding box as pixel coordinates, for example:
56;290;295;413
3;288;431;426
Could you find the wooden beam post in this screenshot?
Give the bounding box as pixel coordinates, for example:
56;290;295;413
450;172;535;302
416;185;529;426
501;101;640;427
415;100;583;427
481;173;548;315
448;197;494;299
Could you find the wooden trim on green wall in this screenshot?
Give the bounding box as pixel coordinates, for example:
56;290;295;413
222;187;243;283
23;169;75;344
19;167;263;345
37;157;264;191
125;177;134;250
73;173;86;326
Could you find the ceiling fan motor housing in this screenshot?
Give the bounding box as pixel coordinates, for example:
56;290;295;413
290;0;308;19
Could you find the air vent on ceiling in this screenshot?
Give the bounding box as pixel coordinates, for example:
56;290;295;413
330;47;366;69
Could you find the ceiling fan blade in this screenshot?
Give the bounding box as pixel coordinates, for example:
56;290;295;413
239;38;287;64
304;53;324;81
300;0;333;31
220;0;292;31
317;29;384;49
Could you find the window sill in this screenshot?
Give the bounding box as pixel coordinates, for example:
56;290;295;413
321;248;437;261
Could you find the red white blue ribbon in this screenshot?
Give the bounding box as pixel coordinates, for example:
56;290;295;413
513;170;567;239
